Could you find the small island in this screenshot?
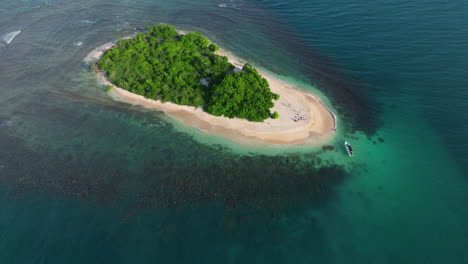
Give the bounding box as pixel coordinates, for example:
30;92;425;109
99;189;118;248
85;24;336;145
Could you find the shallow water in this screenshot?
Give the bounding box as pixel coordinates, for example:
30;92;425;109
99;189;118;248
1;0;467;263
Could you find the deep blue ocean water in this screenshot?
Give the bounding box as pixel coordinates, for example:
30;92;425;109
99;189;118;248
1;0;467;263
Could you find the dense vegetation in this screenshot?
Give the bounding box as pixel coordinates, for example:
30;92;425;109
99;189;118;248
97;24;278;121
206;64;277;121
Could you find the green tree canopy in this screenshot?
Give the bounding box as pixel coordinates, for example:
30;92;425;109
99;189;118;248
205;64;278;122
97;24;278;121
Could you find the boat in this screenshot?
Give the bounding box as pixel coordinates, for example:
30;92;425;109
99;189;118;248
345;141;354;157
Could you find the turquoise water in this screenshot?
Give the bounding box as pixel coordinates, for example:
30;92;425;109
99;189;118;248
1;0;468;263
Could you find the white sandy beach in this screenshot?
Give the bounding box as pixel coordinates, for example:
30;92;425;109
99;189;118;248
84;34;336;146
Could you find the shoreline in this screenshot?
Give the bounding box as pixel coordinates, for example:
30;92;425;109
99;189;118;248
84;33;337;146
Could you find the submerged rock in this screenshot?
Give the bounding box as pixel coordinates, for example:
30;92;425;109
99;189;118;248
322;145;334;151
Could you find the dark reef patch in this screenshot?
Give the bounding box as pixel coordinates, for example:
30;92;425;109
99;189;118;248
322;145;335;151
0;95;350;218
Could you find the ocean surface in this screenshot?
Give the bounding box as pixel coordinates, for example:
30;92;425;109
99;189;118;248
1;0;467;263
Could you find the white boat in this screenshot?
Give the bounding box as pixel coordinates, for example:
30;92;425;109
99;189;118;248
345;141;354;157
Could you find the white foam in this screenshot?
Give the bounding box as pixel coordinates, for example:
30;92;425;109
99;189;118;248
2;30;21;44
80;19;96;24
0;120;13;127
217;3;240;10
74;41;83;46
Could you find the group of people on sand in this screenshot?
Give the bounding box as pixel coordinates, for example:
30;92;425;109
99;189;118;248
291;113;308;122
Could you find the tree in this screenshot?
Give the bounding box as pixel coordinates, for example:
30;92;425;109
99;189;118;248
208;44;219;52
205;64;275;122
105;85;113;92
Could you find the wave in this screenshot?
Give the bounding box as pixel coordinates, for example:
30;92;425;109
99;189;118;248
2;30;21;44
0;120;13;127
216;3;240;10
74;41;83;46
79;19;96;24
115;21;130;31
